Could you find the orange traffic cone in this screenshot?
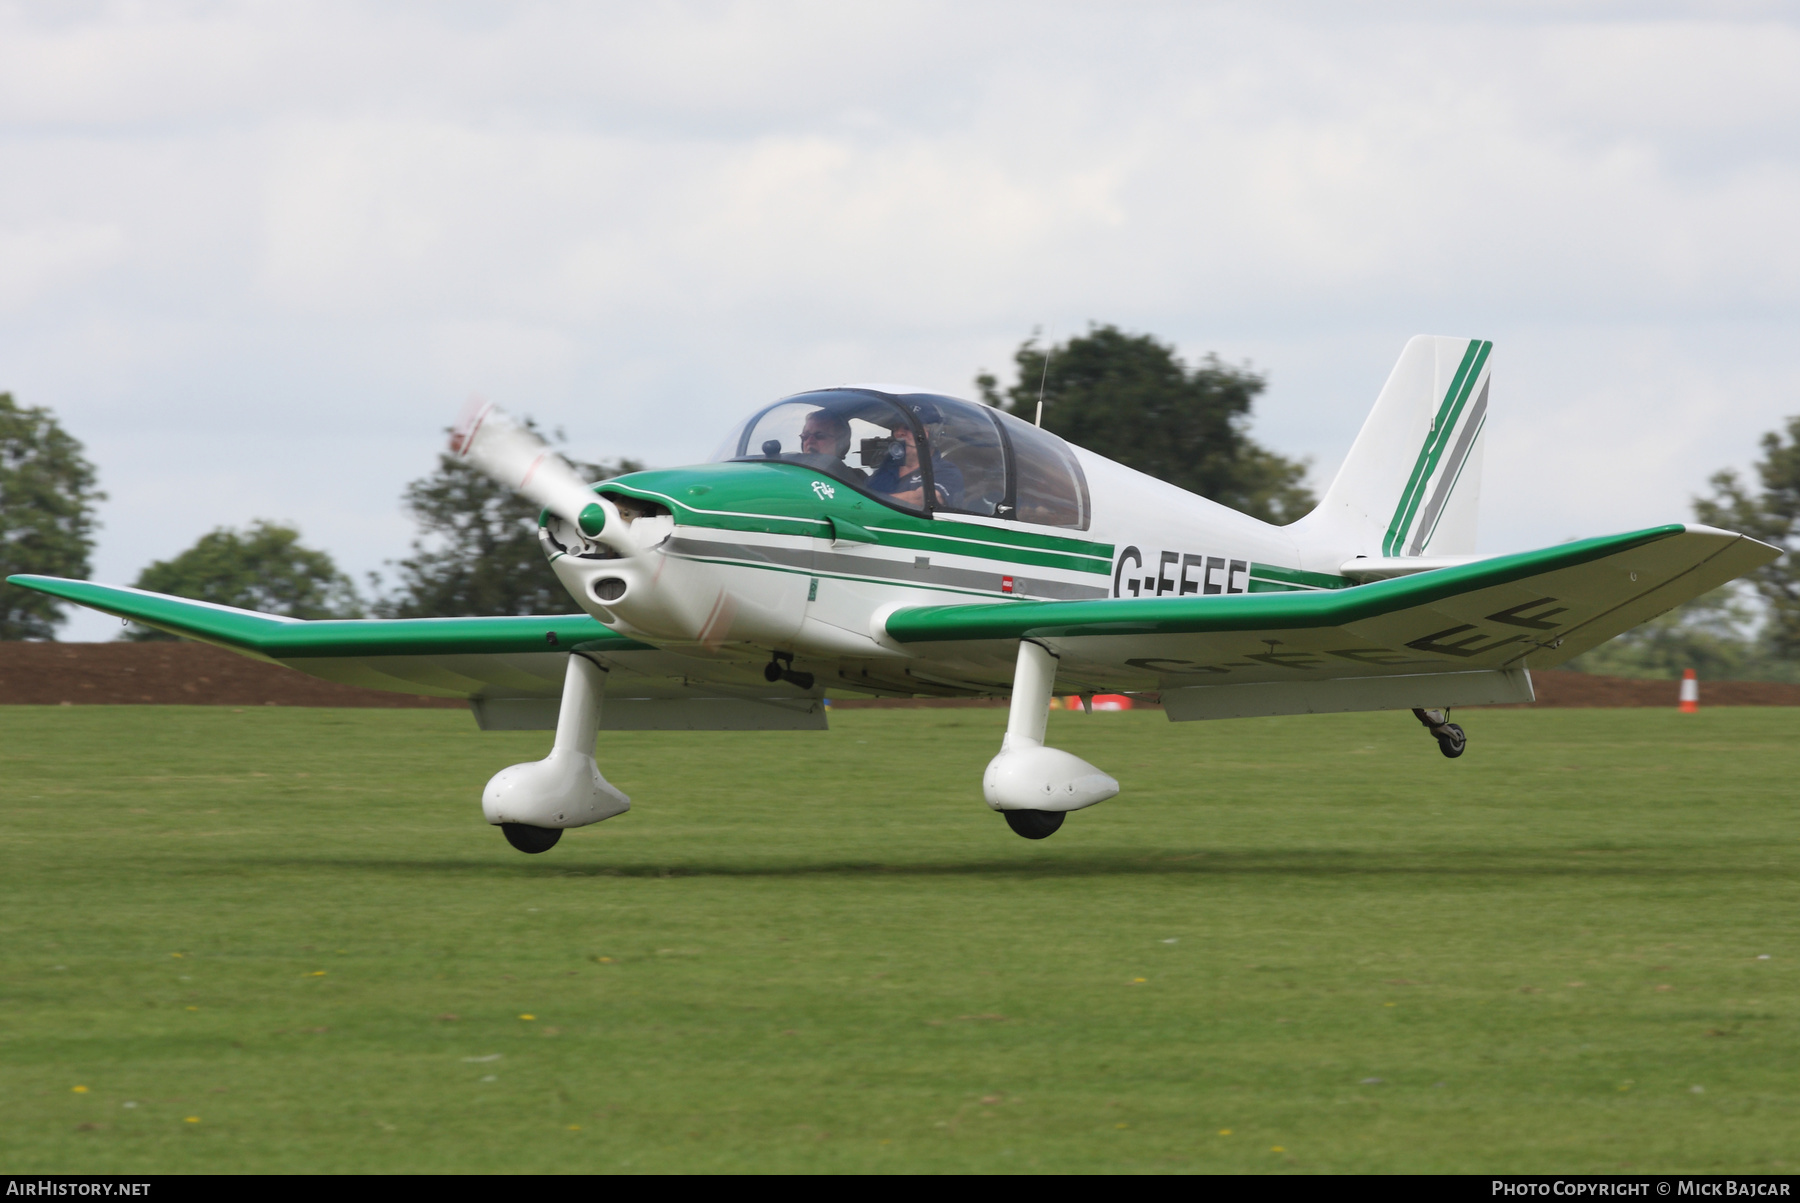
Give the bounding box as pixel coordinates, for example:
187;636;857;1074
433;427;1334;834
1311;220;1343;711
1678;669;1699;713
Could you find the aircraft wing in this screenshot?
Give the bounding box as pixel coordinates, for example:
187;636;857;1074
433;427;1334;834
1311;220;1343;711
881;524;1781;720
4;575;826;731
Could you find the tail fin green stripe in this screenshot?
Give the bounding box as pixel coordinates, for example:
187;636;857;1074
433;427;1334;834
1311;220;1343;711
1383;339;1490;555
1395;351;1490;556
1383;338;1479;554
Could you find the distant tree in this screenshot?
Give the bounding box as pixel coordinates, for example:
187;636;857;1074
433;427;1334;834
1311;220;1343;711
1694;415;1800;658
976;325;1315;524
1562;414;1800;682
124;520;362;640
376;427;643;618
0;393;104;640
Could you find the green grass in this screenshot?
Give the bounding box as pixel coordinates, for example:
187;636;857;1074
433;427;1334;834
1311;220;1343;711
1;703;1796;1173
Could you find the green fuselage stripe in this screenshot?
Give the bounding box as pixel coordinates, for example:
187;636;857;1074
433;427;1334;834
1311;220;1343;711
651;513;1112;576
599;471;1115;560
852;527;1111;574
665;552;1028;602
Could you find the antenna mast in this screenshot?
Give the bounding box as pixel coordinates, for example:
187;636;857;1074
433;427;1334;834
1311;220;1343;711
1034;331;1053;427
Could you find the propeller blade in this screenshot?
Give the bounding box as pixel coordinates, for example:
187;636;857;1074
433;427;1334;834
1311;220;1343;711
449;400;623;550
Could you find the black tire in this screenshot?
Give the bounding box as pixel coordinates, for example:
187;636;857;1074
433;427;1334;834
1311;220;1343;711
1436;723;1467;759
1002;809;1065;840
501;822;563;853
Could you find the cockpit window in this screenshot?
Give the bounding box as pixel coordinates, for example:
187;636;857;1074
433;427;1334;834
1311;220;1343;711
717;390;931;513
714;388;1088;529
922;396;1007;518
995;408;1091;529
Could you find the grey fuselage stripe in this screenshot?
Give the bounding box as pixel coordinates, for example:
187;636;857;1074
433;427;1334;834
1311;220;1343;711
663;536;1111;601
1406;377;1489;556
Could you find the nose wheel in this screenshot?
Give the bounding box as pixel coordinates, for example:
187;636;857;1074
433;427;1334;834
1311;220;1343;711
1412;708;1466;759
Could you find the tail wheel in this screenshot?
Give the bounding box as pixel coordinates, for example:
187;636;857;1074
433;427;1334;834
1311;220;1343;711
1436;723;1467;759
1002;809;1065;840
500;822;563;853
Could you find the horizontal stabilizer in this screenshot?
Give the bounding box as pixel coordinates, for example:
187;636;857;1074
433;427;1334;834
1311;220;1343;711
1340;554;1490;581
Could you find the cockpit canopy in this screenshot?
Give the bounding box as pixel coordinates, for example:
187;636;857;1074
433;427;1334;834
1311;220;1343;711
711;388;1090;528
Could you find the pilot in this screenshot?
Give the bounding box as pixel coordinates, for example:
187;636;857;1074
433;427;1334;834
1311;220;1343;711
867;401;962;509
799;409;853;464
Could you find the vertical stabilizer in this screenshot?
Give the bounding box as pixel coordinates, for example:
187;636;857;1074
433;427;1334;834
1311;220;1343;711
1296;335;1490;559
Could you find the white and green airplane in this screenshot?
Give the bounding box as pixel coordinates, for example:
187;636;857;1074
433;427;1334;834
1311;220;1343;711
11;336;1780;852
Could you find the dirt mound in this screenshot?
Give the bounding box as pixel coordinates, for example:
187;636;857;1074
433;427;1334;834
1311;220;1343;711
3;642;1796;710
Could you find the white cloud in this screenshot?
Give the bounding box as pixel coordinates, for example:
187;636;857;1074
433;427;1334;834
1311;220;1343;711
0;221;124;311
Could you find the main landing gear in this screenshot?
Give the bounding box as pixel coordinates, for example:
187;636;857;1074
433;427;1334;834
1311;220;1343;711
1413;708;1467;759
483;654;631;854
985;640;1119;839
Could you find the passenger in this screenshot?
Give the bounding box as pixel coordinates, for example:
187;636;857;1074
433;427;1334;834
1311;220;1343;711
867;401;963;509
798;410;853;464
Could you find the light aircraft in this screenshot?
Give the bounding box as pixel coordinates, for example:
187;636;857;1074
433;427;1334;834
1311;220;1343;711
11;336;1780;852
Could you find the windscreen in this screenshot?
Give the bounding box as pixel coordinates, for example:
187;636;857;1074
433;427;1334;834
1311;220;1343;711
716;391;927;512
913;394;1007;518
714;388;1088;528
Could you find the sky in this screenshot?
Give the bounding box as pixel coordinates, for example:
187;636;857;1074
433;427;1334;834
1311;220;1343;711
3;1;1797;639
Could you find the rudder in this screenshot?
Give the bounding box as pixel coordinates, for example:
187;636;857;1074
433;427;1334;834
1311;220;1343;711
1296;335;1490;558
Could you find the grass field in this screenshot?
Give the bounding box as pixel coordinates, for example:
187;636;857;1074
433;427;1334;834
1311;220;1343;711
1;703;1795;1174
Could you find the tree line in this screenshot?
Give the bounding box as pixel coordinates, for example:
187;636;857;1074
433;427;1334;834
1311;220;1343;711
3;325;1798;682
